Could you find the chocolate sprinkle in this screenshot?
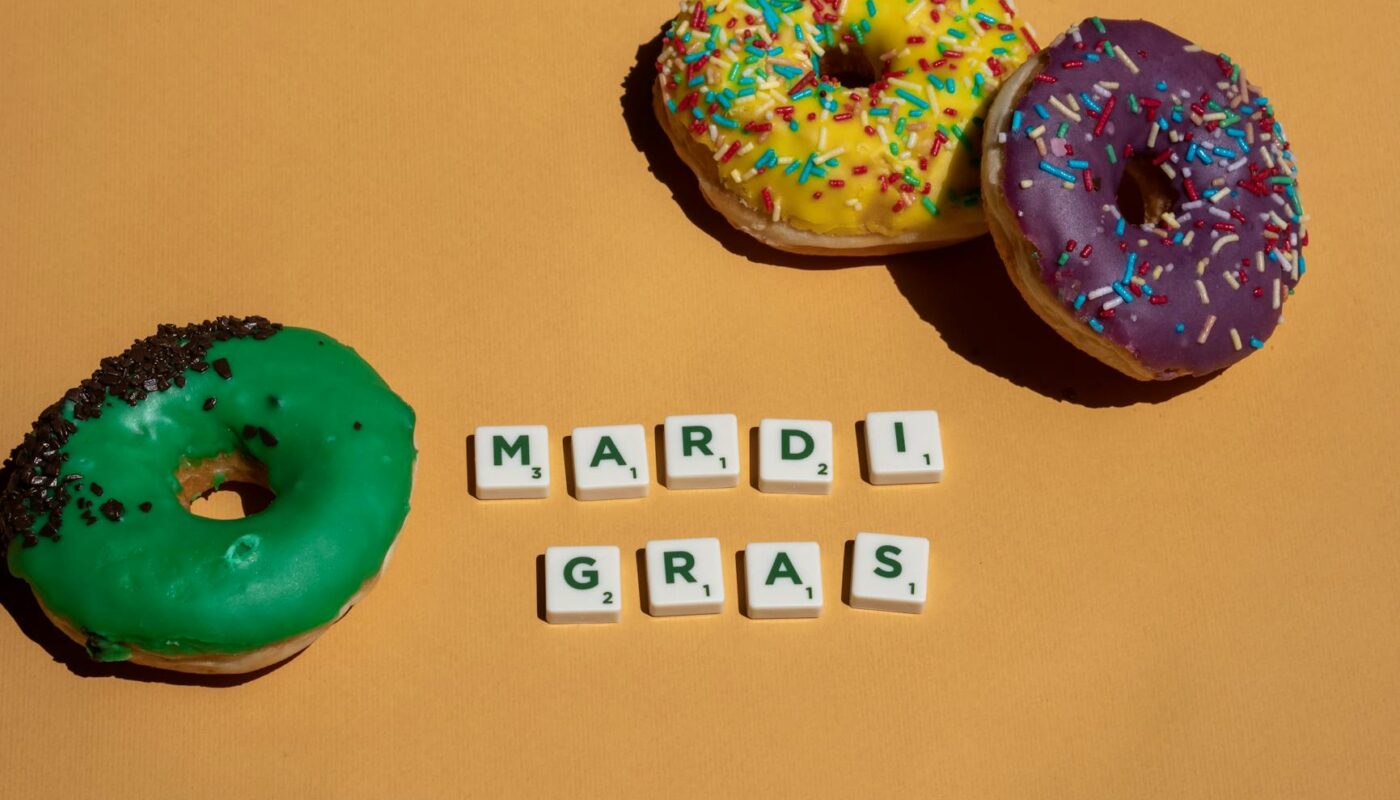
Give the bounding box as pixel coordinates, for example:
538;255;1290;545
99;499;124;522
138;502;153;513
242;424;257;439
353;421;362;431
212;358;233;380
89;483;103;497
0;316;280;550
203;397;217;411
257;427;279;448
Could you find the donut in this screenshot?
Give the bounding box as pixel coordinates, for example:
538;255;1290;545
0;317;416;674
982;18;1307;380
653;0;1041;255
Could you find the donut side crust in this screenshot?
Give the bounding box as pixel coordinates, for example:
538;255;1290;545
653;85;987;257
981;47;1162;382
35;544;394;675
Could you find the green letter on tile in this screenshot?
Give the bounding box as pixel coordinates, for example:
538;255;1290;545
590;436;626;467
765;552;802;585
663;551;697;584
681;426;714;457
564;557;599;590
493;434;530;466
874;545;903;578
781;430;814;460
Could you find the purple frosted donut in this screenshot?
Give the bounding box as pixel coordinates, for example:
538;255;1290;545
982;18;1308;380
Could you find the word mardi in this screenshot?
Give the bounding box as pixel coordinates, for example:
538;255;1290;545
474;410;943;501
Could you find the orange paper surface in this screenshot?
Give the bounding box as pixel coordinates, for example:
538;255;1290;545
1;1;1398;797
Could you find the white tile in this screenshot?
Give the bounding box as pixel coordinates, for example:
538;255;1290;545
544;546;622;624
849;532;930;614
757;419;833;495
644;537;725;616
743;541;823;619
864;410;943;485
663;414;740;490
570;424;650;501
473;425;551;499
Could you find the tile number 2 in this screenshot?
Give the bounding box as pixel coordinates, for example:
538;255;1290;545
603;592;614;605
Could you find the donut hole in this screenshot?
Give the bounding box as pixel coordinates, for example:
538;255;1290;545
818;45;879;90
1117;153;1180;227
190;482;275;520
177;452;276;520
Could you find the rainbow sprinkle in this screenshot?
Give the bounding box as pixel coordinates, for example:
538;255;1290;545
657;0;1037;236
996;18;1307;375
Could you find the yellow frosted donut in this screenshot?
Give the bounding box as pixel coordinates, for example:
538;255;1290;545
654;0;1040;255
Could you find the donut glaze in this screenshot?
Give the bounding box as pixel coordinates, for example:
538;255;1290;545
986;18;1307;378
656;0;1039;246
1;318;415;663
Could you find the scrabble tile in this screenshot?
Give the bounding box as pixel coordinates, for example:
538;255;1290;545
743;542;823;619
570;424;650;501
849;532;930;614
473;425;551;499
864;410;944;485
644;537;725;616
757;419;833;494
663;414;740;490
544;546;622;624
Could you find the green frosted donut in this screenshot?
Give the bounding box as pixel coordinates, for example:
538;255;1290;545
0;317;416;673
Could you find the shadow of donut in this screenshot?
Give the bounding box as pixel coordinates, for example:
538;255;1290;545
620;31;1216;407
885;237;1217;406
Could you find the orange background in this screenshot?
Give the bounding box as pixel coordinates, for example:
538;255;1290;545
2;1;1398;797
